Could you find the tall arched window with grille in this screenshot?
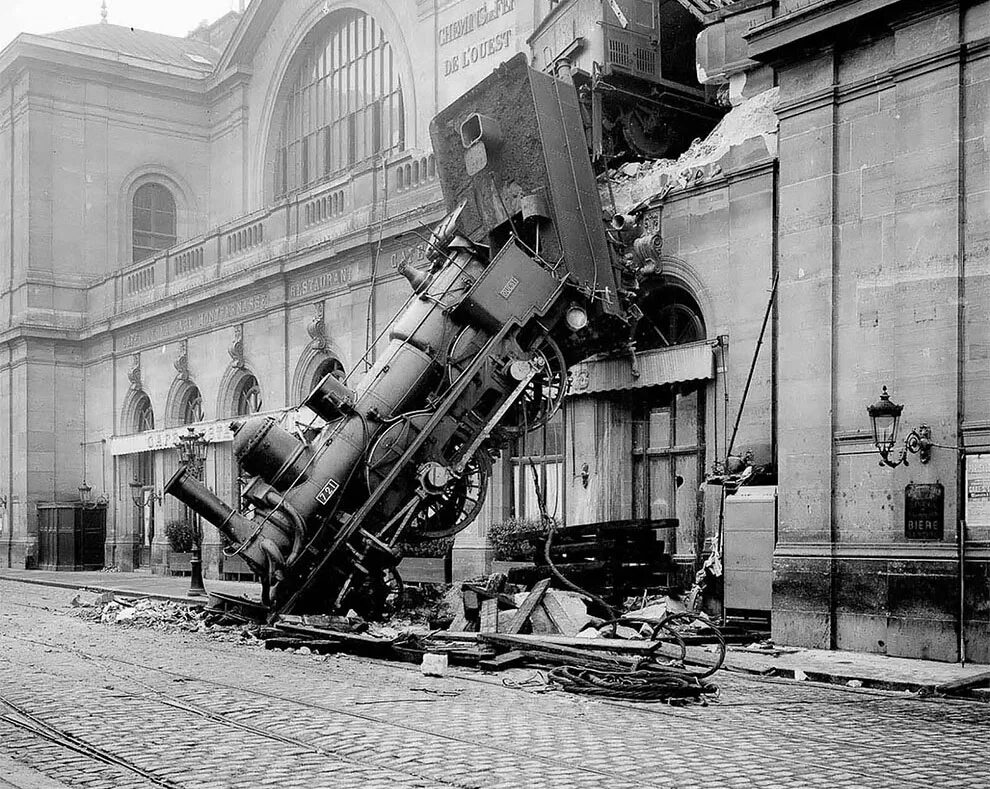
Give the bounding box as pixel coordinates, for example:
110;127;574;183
133;392;155;432
132;183;177;263
234;375;263;416
180;386;204;425
274;10;405;197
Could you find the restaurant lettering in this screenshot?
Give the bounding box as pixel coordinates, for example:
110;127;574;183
288;266;353;299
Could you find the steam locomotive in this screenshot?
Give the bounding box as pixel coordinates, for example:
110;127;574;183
165;54;655;616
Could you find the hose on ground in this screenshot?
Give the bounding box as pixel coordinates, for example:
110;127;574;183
547;665;718;703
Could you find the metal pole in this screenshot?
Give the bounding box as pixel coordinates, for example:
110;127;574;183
187;446;207;598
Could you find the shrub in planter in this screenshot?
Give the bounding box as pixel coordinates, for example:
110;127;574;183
164;520;196;553
487;517;552;562
397;536;455;559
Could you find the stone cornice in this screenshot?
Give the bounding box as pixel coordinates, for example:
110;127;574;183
775;541;989;561
0;35;209;95
745;0;908;61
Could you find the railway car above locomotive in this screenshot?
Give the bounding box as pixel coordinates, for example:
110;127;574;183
165;54;654;617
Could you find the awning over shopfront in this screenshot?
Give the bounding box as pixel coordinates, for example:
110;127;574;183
567;340;714;396
109;409;291;456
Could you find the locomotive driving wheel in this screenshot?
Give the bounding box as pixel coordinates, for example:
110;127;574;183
409;451;491;539
365;411;492;540
446;327;567;437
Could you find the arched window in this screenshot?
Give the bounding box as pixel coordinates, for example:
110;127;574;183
132;183;177;263
180;386;204;425
234;375;263;416
635;284;705;351
274;10;405;197
133;392;155;432
311;356;346;392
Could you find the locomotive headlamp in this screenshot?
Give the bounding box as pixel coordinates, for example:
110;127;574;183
866;386;932;468
565;304;589;331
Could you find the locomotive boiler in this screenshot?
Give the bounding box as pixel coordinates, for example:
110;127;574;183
165;54;651;616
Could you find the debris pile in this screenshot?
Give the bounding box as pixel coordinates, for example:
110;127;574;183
70;592;207;630
64;580;743;704
603;86;780;213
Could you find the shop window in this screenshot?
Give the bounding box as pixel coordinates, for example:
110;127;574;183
180;386;204;425
132;183;176;263
273;9;405;197
234;375;263;416
508;411;563;521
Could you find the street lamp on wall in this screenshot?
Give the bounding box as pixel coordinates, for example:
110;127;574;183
866;386;932;468
175;426;208;598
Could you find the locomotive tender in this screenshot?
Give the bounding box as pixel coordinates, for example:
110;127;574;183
165;54;655;616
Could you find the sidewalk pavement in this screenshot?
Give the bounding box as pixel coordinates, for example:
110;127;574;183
2;567;988;694
0;568;262;604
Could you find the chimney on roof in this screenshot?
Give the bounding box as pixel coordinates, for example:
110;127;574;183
100;0;108;23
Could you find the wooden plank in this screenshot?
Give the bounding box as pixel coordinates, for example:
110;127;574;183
479;599;499;633
504;579;551;634
447;608;471;632
436;631;663;654
541;591;581;636
462;583;519;609
935;671;990;694
528;604;556;634
263;638;341;653
479;650;527;671
479;633;641;669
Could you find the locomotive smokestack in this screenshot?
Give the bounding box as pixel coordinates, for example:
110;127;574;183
164;465;267;574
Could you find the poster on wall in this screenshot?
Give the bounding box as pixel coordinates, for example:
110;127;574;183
965;453;990;529
904;483;944;540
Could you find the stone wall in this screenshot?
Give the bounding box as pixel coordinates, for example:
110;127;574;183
771;0;990;662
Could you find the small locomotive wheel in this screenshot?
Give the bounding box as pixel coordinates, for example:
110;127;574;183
446;328;567;436
500;337;566;436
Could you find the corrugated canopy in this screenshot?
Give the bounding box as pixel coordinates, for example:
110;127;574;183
568;340;714;396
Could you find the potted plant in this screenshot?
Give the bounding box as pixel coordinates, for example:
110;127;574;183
397;535;454;584
487;517;551;573
164;519;196;575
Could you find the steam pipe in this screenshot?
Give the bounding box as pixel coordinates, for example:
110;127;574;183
267;492;306;568
164;465;276;574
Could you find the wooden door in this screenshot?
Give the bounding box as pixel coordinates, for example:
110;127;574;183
631;384;705;559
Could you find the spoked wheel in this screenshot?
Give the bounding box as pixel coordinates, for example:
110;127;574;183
500;336;567;436
365;411;431;490
446;328;567;437
366;411;492;539
409;452;491;539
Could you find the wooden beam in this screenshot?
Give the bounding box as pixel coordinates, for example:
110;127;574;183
504;579;551;634
479;599;499;633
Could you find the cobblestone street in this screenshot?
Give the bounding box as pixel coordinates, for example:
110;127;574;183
0;579;987;789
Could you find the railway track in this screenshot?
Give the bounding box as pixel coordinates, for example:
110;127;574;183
0;627;960;789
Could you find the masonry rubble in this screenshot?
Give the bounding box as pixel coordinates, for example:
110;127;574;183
603;86;780;213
